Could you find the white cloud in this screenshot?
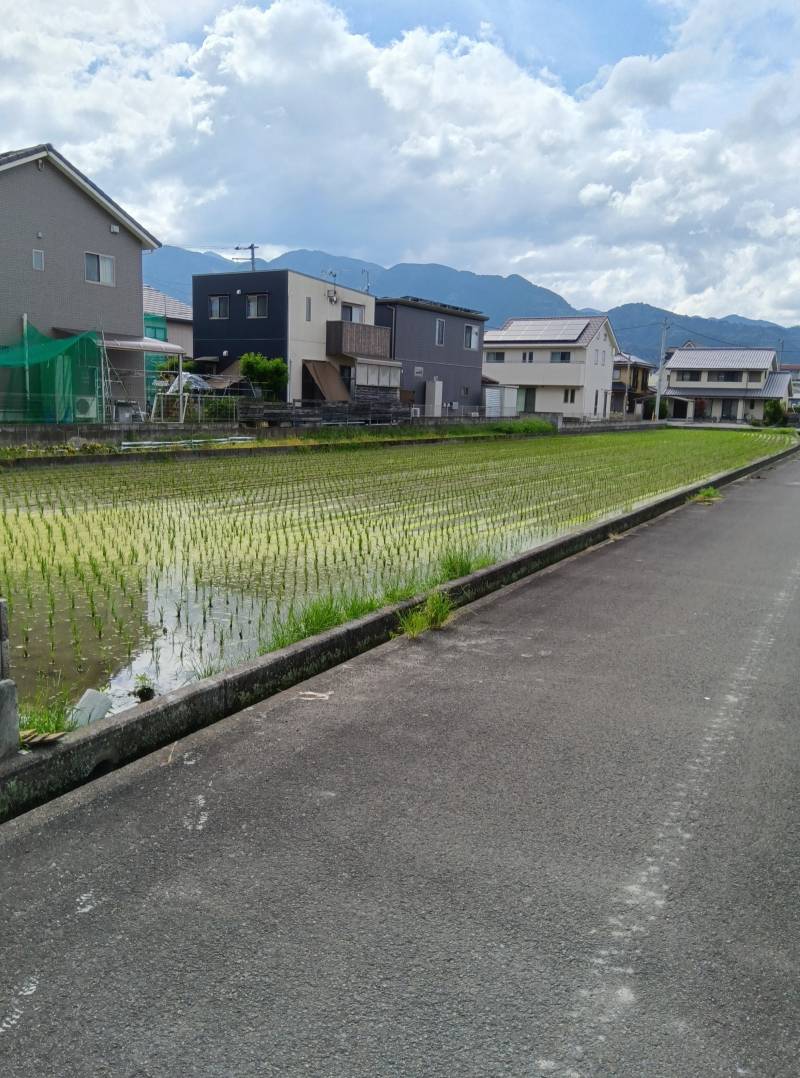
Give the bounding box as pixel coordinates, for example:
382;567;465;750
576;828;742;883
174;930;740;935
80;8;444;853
4;0;800;321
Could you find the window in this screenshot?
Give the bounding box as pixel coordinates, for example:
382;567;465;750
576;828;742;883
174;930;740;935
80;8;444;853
341;303;364;323
550;351;571;364
747;370;762;382
208;294;229;319
594;389;599;415
594;349;599;366
485;351;505;363
305;296;312;322
712;370;742;382
749;400;757;409
676;370;701;382
85;252;114;286
32;249;44;271
145;325;168;342
464;324;479;350
435;318;445;346
612;367;621;379
602;350;606;366
356;363;401;388
246;293;268;319
522;351;536;363
563;388;576;404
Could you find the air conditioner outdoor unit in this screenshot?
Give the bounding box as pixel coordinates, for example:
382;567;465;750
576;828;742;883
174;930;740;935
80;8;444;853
410;406;421;418
74;395;98;420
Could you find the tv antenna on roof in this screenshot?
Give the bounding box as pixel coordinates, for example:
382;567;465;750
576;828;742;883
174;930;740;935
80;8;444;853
362;269;370;293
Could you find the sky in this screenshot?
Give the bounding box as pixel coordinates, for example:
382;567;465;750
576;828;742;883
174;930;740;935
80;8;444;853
3;0;800;322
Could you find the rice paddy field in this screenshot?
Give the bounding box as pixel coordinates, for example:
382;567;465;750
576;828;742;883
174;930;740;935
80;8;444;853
0;427;791;713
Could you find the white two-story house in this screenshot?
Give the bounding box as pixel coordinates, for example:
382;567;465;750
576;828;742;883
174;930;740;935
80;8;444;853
661;348;791;422
482;316;618;420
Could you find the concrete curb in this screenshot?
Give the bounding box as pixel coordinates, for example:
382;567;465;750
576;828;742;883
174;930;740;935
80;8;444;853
1;438;797;824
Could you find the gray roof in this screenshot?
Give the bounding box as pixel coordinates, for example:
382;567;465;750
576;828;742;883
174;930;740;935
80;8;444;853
143;285;193;322
615;352;655;368
665;348;776;371
0;143;160;249
377;296;488;320
485;315;610;348
663;371;791;400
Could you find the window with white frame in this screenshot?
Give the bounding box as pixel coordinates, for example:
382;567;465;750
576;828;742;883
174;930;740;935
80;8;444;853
435;318;445;346
602;350;606;365
84;252;114;286
550;351;571;364
464;324;479;350
246;293;268;318
356;363;401;388
485;351;505;363
208;294;229;319
305;296;312;322
563;388;576;404
32;249;44;271
341;303;365;323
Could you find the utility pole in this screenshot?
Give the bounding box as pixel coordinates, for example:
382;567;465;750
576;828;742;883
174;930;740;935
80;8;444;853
654;318;668;422
234;243;259;271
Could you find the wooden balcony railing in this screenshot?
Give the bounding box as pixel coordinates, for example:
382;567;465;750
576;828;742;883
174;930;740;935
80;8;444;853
326;320;391;361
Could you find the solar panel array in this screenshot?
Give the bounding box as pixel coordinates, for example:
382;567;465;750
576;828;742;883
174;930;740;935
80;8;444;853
486;318;590;343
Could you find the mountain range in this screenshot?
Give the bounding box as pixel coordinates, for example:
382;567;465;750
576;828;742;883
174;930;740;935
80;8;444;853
142;245;800;365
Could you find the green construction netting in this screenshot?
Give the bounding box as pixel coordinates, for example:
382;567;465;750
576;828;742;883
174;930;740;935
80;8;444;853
144;313;168;407
0;324;101;423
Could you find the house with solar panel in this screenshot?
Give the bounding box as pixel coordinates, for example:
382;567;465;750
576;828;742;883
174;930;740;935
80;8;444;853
482;316;618;419
661;347;791;422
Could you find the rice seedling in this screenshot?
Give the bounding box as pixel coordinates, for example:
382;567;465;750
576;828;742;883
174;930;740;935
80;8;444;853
0;427;789;713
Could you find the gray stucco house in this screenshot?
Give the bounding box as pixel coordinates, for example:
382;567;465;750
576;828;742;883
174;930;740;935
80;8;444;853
375;296;488;413
0;143;181;420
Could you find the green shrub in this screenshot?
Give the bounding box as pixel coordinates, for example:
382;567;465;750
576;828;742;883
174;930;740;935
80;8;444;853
202;396;237;421
241;353;288;400
763;399;786;426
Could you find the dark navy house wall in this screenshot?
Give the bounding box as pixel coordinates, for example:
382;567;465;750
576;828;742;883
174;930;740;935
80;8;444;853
192;270;289;372
375;302;484;407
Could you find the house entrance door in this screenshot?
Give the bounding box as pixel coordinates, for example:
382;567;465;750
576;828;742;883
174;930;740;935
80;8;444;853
523;387;536;413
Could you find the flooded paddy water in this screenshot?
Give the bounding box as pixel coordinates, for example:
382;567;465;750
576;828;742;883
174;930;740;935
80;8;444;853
0;428;789;715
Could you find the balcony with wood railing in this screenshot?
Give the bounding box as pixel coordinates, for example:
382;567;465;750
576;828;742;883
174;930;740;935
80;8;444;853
326;320;391;361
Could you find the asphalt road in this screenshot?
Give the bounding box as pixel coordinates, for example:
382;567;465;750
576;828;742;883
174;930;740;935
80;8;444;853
2;457;799;1077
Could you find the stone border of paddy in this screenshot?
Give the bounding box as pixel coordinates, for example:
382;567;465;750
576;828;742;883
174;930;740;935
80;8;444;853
1;436;797;825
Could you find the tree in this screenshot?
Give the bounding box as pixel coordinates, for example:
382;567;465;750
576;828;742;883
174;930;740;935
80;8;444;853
157;356;195;373
763;399;786;426
240;353;288;400
643;397;668;420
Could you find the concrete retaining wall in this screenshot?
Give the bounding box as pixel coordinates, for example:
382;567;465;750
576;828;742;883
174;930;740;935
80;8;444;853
0;600;18;762
1;438;797;824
